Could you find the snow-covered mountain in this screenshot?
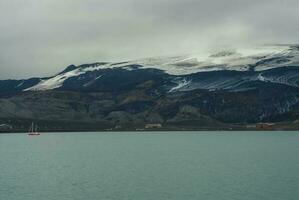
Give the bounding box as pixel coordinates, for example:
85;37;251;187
1;45;299;130
17;44;299;92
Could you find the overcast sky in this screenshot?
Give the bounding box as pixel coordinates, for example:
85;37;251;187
0;0;298;79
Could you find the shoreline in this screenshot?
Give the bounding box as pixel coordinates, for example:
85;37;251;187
1;129;298;134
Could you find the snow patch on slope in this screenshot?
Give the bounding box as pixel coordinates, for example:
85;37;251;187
25;63;107;91
169;79;191;92
25;70;85;91
15;82;24;88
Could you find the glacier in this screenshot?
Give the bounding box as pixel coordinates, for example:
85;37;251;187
23;44;299;91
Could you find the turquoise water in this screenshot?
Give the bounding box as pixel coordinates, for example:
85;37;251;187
0;132;298;200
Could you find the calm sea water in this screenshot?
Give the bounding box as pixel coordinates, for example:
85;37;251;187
0;132;298;200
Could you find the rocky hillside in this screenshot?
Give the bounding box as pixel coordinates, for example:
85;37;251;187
1;45;299;131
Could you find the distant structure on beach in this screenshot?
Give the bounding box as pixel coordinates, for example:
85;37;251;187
256;123;275;130
145;124;162;129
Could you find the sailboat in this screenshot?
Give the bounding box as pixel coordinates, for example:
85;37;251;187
28;122;40;136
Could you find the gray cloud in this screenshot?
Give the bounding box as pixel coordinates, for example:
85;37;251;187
0;0;298;79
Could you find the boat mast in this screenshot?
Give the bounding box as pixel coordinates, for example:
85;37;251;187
29;122;34;133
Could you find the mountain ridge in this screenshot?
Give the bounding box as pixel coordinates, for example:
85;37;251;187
1;45;299;131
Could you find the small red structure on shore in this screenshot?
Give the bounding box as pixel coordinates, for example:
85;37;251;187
256;123;275;130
